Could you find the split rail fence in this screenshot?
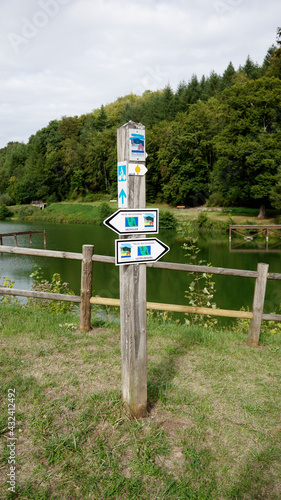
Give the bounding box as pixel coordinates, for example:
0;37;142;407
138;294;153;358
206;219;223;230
1;244;281;346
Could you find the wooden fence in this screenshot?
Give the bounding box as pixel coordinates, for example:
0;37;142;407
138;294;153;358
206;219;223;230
0;230;46;247
1;244;281;346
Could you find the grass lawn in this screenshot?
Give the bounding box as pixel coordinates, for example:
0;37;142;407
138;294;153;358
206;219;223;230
1;304;281;499
11;199;280;227
26;203;102;224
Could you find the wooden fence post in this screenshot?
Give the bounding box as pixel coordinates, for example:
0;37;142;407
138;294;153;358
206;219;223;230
247;262;269;346
80;244;94;331
117;121;147;418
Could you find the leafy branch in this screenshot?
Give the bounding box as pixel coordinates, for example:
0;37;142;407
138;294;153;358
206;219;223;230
180;223;217;327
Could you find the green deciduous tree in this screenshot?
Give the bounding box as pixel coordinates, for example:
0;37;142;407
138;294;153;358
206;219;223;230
270;165;281;209
156;98;224;206
210;77;281;210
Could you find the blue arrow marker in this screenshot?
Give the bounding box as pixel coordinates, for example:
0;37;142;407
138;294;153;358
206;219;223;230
119;189;127;204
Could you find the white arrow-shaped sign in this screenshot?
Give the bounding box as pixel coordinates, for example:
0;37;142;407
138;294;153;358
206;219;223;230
129;163;148;176
104;209;159;235
115;238;169;265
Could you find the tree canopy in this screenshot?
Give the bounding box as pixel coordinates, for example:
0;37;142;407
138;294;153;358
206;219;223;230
1;28;281;211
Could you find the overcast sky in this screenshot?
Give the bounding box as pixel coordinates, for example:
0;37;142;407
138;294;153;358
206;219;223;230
0;0;279;148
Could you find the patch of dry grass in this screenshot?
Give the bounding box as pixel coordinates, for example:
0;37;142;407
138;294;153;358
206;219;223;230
1;304;281;499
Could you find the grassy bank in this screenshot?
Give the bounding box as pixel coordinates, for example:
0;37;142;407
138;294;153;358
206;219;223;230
9;200;280;229
1;304;281;499
11;202;108;225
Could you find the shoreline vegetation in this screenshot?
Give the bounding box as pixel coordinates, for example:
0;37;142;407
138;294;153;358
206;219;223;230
0;303;281;499
2;200;280;232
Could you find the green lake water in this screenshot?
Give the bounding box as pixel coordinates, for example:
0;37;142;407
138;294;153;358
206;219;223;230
1;220;281;324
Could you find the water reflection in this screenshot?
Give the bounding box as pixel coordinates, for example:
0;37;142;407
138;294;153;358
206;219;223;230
1;220;281;324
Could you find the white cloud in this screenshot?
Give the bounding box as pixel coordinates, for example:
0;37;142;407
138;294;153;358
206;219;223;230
0;0;279;147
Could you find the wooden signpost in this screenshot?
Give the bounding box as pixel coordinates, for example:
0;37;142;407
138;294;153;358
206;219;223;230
107;121;169;418
117;121;147;418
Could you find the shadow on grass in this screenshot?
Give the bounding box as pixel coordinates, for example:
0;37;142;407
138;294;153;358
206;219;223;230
147;324;206;411
147;347;179;411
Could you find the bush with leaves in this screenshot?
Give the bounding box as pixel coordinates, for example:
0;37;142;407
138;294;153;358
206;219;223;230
0;194;13;206
98;202;113;225
0;204;13;220
179;223;217;327
159;210;177;229
235;306;281;337
0;273;18;304
27;266;75;313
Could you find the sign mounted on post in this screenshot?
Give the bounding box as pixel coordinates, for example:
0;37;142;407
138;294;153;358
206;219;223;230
128;163;148;176
104;209;159;235
115;238;169;265
129;129;146;161
118;162;128;208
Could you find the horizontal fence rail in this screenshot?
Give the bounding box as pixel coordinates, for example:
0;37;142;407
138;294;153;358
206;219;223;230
89;296;281;322
1;244;281;345
0;245;83;260
0;230;46;248
2;244;281;280
0;288;81;302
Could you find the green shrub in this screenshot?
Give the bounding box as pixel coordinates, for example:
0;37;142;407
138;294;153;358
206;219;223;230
17;206;35;219
0;275;18;304
98;202;113;225
159;210;177;229
27;266;75;313
196;212;209;227
0;204;13;220
0;194;13;206
179;222;217;328
47;193;58;204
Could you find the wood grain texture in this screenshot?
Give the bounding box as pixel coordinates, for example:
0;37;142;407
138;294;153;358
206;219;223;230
247;263;269;346
80;245;94;331
117;121;147;418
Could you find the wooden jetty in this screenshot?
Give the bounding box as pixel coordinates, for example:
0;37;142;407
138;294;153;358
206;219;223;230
229;225;281;252
0;230;46;248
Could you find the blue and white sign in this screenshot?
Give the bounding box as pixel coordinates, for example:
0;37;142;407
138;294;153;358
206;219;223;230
118;162;128;208
129;129;146;161
103;209;159;235
115;238;170;266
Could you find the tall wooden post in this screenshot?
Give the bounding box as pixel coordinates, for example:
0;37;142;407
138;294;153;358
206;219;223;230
80;244;94;331
247;262;269;346
117;121;147;418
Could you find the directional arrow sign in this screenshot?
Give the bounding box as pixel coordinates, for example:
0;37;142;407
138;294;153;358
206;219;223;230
119;189;127;205
115;238;169;265
118;162;128;208
129;163;148;176
104;209;159;235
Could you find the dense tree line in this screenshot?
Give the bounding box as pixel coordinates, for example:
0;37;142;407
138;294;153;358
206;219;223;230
1;29;281;212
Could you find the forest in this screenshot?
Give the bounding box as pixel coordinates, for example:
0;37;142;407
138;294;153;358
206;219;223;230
1;28;281;214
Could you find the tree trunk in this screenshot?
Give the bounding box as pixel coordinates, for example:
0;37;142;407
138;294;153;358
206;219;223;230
258;203;266;219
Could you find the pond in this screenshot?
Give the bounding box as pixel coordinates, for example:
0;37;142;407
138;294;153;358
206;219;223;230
1;220;281;324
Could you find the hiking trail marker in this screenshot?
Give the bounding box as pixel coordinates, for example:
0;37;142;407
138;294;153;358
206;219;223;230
103;208;159;235
128;163;148;176
115;121;169;419
118;162;128;208
115;238;169;265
